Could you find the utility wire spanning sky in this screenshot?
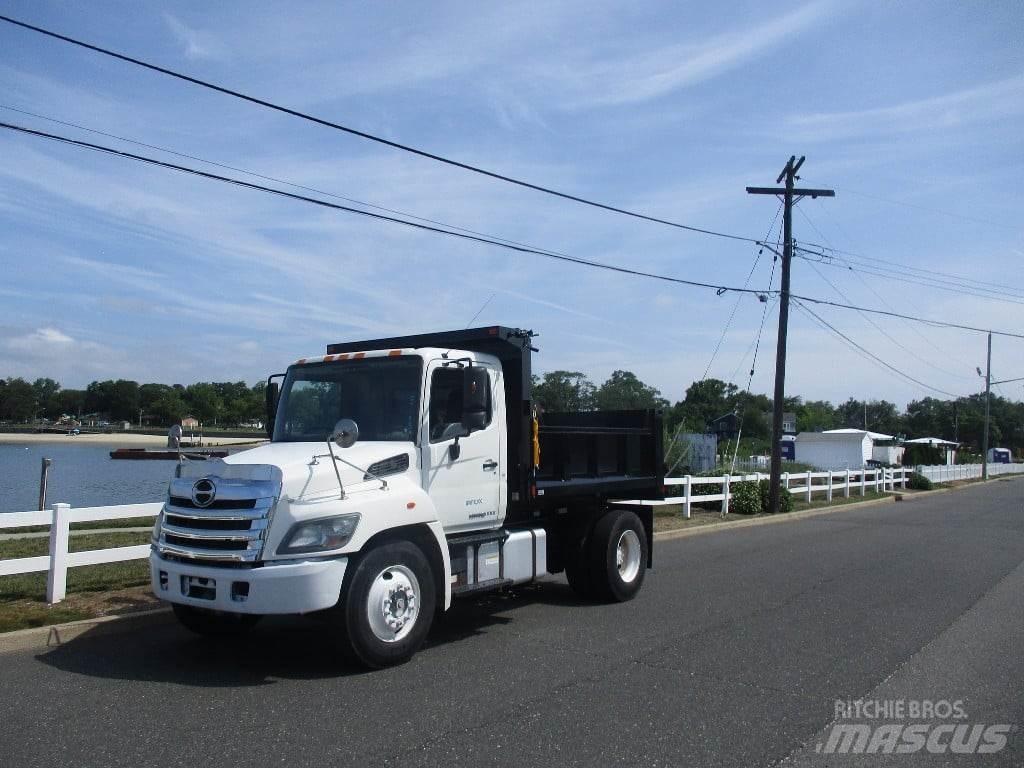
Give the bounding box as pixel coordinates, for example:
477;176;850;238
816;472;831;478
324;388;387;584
1;0;1022;407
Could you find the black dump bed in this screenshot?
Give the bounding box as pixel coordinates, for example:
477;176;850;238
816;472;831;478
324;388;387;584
326;326;664;523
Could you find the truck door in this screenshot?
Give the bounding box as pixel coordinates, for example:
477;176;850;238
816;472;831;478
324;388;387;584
423;360;503;533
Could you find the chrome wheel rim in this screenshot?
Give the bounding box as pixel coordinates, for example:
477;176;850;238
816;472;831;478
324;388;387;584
366;564;420;643
615;529;642;583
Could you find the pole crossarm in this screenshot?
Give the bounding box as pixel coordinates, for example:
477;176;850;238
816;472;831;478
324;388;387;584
746;187;836;199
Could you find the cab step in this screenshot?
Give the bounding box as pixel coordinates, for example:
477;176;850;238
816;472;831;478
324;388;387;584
452;578;514;598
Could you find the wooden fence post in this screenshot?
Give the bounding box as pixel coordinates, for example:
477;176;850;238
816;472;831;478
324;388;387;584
783;472;790;493
844;470;851;498
900;468;907;489
806;471;813;503
46;502;71;604
683;475;692;520
722;475;731;517
826;472;833;502
860;470;866;496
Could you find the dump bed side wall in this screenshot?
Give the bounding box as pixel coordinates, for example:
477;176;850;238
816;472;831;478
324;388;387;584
504;408;664;525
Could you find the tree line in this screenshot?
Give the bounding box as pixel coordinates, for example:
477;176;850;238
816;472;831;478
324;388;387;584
530;370;1023;454
0;377;266;428
2;371;1020;453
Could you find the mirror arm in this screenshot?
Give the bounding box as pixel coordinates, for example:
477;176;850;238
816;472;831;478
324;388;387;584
325;440;346;500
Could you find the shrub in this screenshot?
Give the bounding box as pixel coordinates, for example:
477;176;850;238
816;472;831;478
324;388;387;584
907;472;933;491
729;481;762;515
758;479;794;513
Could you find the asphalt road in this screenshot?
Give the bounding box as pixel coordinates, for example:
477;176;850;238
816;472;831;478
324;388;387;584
2;479;1022;767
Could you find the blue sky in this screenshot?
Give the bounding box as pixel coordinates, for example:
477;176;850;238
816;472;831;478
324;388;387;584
1;0;1022;407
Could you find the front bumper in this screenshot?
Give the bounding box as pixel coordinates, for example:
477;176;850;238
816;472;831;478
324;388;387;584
150;551;348;615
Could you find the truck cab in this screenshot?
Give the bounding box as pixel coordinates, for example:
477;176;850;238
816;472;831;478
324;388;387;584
151;327;663;667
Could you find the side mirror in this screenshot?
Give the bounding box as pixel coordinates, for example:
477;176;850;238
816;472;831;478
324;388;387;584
265;374;284;439
331;418;359;449
462;366;489;434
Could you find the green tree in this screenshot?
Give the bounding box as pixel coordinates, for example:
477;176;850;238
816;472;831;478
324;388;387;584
666;378;738;433
185;383;223;425
150;391;188;426
0;377;37;421
795;399;836;432
57;389;85;419
532;371;596;412
594;370;668;411
32;378;62;419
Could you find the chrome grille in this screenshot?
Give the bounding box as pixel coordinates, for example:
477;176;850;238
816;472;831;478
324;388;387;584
156;476;279;563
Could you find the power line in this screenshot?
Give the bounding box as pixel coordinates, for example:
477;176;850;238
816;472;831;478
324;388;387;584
793;206;1024;301
788;293;1024;340
795;205;992;381
797;251;1024;306
0;120;767;296
802;199;975;368
803;258;972;382
0;14;767;245
0;103;596;263
703;203;782;379
793;299;962;398
837;187;1022;233
5;119;1024;341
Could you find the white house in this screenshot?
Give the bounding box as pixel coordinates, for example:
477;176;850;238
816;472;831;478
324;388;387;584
795;430;873;470
820;428;904;465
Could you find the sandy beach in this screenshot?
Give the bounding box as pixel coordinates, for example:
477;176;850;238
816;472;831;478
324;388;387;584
0;432;265;447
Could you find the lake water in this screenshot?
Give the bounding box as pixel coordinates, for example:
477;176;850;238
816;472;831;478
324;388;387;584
0;443;179;513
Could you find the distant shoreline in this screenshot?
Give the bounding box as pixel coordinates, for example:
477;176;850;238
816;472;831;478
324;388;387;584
0;432;265;447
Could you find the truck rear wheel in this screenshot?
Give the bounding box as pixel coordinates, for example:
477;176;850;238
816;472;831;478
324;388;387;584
334;541;436;669
587;510;648;602
172;604;261;637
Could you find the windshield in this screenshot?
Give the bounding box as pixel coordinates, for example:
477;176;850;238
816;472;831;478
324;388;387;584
273;357;422;443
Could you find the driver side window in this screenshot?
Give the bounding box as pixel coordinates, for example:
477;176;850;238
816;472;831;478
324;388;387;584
429;367;491;443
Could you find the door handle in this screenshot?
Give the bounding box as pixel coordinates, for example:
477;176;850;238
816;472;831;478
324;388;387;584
482;460;498;471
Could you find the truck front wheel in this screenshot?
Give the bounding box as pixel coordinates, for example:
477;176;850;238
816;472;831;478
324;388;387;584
334;541;436;668
587;510;648;602
172;604;261;637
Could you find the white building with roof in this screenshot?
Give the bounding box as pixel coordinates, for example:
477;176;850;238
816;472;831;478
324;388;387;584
795;429;902;470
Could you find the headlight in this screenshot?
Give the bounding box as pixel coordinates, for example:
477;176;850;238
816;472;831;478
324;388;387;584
151;510;164;546
277;514;360;555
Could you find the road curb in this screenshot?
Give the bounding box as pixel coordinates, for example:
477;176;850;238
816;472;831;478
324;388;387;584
653;494;899;542
0;607;172;654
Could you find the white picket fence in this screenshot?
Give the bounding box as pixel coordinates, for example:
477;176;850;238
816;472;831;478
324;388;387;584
616;463;1024;519
917;462;1024;483
2;462;1023;605
0;502;162;603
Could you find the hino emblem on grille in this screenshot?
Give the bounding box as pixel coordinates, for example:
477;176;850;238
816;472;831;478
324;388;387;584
191;478;216;508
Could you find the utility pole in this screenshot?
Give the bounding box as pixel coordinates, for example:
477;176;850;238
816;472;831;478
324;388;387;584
747;157;834;513
982;332;992;480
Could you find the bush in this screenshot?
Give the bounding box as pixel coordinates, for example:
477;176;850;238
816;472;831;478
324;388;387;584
907;472;933;491
729;481;761;515
757;479;793;513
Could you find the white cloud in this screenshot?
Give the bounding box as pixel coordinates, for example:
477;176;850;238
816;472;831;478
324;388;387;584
787;74;1024;141
6;327;75;350
557;1;838;108
163;14;227;61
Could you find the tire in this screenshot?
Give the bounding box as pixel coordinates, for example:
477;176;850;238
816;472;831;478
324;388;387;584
172;604;261;637
334;540;436;669
587;510;648;602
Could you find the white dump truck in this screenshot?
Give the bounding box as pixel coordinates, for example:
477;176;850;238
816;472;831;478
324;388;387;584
150;327;664;667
